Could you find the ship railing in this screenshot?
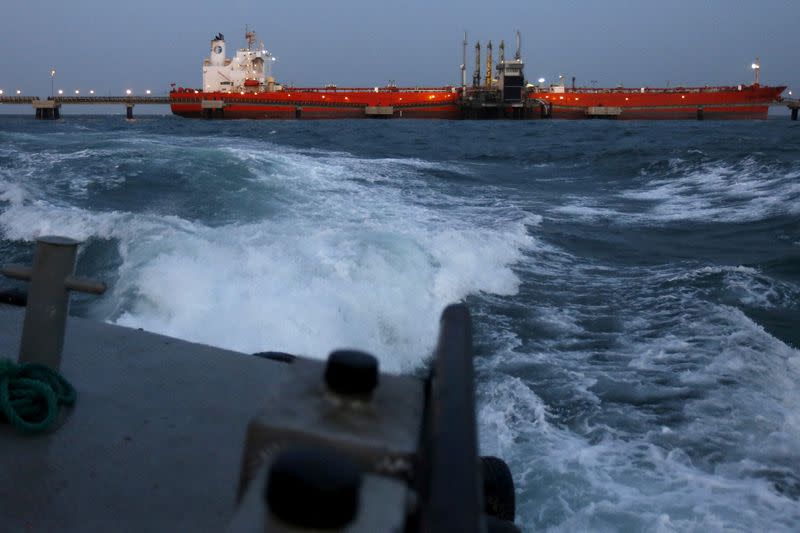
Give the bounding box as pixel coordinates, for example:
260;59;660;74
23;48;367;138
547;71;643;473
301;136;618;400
527;85;757;95
171;87;456;95
282;86;455;93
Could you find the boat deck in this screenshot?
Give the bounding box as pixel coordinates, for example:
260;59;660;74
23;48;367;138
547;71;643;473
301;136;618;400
0;304;295;532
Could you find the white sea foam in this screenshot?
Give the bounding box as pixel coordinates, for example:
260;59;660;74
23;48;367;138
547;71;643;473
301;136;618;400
555;157;800;224
474;263;800;531
0;141;536;372
668;265;798;309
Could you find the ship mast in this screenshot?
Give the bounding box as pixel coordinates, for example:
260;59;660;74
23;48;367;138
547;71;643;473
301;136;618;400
499;40;505;64
245;27;257;51
515;30;521;61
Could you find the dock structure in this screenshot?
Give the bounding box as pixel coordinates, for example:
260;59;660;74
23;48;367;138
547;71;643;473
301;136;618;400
785;98;799;120
0;95;170;119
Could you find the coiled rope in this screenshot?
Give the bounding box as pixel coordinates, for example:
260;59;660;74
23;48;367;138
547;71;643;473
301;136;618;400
0;359;76;434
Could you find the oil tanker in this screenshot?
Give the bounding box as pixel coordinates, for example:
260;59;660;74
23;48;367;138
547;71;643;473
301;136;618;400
170;30;786;120
170;30;460;119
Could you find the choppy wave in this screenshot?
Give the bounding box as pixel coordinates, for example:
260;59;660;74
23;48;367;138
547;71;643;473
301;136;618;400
0;128;536;372
554;156;800;224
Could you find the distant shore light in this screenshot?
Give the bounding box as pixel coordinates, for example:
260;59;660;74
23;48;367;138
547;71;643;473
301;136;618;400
58;89;63;95
126;89;132;95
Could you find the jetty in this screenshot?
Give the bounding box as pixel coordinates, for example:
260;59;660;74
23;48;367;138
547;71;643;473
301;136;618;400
0;95;170;119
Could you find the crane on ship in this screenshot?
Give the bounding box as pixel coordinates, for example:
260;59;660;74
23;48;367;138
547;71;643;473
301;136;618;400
473;42;481;88
485;41;493;88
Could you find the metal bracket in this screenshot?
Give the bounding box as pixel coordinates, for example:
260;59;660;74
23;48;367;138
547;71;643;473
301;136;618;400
1;236;106;369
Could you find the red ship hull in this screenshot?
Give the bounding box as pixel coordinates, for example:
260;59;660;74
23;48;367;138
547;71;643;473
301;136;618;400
170;88;461;119
171;84;785;120
529;84;785;120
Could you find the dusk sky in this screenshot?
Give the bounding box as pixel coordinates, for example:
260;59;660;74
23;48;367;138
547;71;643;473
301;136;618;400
1;1;798;100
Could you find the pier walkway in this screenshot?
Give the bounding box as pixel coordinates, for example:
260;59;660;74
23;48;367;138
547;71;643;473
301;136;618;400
0;95;170;119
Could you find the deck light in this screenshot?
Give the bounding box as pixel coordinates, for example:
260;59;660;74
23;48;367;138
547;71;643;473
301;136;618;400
751;58;761;85
538;78;545;84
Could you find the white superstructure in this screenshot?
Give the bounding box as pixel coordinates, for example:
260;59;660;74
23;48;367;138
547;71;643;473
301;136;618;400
202;30;279;92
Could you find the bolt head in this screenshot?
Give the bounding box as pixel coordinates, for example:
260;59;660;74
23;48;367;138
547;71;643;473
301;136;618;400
265;447;361;528
325;350;379;396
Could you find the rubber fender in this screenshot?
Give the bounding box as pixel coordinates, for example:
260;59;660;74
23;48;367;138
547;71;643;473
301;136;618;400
481;456;515;521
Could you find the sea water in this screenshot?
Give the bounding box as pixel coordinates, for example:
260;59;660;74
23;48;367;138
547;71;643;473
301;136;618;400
1;116;798;531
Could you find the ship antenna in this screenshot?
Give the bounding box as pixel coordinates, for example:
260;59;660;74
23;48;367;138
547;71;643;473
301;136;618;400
515;30;521;61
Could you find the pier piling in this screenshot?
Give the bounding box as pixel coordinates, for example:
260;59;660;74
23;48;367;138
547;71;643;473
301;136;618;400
126;104;134;119
792;108;798;121
32;99;60;120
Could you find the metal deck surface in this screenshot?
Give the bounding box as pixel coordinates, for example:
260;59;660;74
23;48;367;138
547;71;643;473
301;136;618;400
0;304;295;532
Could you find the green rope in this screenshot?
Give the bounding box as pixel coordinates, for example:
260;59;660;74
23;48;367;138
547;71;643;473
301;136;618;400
0;359;76;434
